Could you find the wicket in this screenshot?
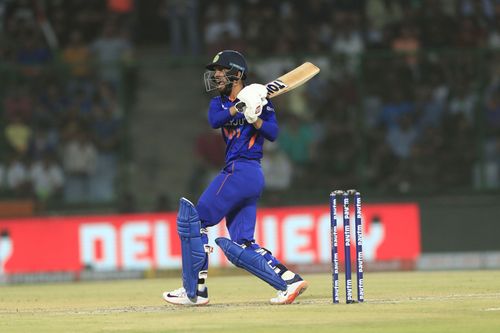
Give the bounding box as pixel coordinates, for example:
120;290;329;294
329;189;364;304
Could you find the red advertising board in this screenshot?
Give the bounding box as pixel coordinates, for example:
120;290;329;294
0;204;420;274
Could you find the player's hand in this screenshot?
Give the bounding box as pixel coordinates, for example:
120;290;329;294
236;84;268;113
243;101;263;123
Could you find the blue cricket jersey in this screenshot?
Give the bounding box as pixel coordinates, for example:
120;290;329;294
207;95;279;164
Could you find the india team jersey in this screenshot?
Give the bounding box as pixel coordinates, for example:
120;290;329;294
207;95;279;164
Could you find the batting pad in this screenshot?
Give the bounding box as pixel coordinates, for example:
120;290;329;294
215;237;287;291
177;197;207;300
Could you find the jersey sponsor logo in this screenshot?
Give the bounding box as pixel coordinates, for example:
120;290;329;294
225;118;246;127
266;80;288;94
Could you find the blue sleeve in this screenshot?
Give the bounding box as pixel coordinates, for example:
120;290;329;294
259;106;279;142
208;98;233;129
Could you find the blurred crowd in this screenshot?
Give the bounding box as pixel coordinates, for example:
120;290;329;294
0;0;135;208
161;0;500;57
185;0;500;200
1;0;500;212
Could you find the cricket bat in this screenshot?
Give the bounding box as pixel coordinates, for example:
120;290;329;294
265;62;320;99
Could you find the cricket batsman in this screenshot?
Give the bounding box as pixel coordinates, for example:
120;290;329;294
163;50;308;306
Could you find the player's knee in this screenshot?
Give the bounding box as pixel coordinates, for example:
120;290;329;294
177;197;201;237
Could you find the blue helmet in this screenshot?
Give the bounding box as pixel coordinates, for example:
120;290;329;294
206;50;247;80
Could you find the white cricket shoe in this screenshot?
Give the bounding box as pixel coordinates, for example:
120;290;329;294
162;287;209;306
270;278;309;305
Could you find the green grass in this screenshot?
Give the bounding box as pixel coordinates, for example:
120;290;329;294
1;271;500;332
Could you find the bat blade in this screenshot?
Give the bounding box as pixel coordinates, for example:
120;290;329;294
265;62;320;99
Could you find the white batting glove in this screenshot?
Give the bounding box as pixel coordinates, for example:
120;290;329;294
236;84;268;113
243;101;263;123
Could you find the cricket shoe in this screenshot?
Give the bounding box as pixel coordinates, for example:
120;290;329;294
270;275;308;305
162;287;209;306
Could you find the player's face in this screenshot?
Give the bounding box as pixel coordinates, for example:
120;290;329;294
213;67;230;92
204;65;242;95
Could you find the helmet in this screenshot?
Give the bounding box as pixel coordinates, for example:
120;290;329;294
206;50;247;80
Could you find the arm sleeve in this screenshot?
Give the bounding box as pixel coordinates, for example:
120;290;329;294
258;110;279;142
208;99;233;129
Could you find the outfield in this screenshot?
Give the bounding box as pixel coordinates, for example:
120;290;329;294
1;270;500;333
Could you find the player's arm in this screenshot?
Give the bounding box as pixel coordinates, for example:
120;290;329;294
253;118;263;129
254;104;278;142
207;98;236;128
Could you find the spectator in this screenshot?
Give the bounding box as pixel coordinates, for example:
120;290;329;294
406;127;443;192
385;114;420;160
331;12;364;74
488;19;500;48
5;154;30;197
0;160;5;194
72;88;93;117
379;88;415;130
160;0;200;56
331;12;364;57
365;0;403;32
187;125;225;197
90;23;133;87
415;85;445;130
4;116;31;156
482;86;500;188
62;130;97;203
478;132;500;189
27;126;58;161
15;32;52;76
391;24;420;67
448;82;478;124
459;0;495;22
262;141;293;205
37;83;69;119
89;103;121;202
62;30;90;76
278;113;316;181
29;153;64;202
3;84;33;122
204;1;241;55
59;105;87;143
96;80;120;115
312;113;358;190
485;87;500;135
